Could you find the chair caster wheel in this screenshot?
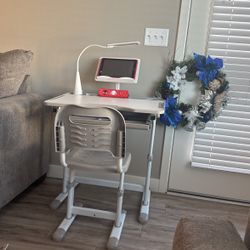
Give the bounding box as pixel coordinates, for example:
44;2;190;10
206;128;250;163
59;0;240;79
107;237;119;250
50;199;61;210
52;228;66;242
139;212;148;224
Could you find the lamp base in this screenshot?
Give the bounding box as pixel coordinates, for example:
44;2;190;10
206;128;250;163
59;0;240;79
74;71;83;95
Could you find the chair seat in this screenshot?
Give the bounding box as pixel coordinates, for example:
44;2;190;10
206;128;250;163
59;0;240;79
67;149;131;173
173;216;248;250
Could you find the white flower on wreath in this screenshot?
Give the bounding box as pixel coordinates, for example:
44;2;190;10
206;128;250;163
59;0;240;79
184;109;200;123
183;109;201;131
172;65;188;80
199;90;214;113
166;76;180;91
167;65;188;91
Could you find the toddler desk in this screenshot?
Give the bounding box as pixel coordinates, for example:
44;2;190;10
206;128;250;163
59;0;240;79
45;93;164;223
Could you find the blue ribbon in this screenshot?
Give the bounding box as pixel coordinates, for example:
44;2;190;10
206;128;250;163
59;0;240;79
194;53;223;88
160;96;182;128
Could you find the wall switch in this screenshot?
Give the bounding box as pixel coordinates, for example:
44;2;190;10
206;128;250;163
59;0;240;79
144;28;169;47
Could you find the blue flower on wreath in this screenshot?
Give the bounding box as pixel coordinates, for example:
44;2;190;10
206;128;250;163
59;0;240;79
194;53;223;88
160;96;182;128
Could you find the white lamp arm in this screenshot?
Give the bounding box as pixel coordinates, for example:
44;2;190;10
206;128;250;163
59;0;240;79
107;41;140;48
76;44;108;72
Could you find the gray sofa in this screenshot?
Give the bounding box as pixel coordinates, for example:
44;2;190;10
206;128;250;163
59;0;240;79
0;49;48;208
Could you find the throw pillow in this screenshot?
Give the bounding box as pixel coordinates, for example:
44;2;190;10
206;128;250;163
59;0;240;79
0;49;33;98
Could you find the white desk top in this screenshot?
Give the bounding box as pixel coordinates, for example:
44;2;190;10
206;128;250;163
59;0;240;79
45;93;164;116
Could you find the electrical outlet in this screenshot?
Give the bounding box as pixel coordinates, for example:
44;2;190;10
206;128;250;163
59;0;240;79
144;28;169;47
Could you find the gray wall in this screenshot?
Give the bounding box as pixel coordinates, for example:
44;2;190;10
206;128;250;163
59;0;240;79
1;0;181;178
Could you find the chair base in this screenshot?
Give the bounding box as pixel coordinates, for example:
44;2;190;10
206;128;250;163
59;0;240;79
52;210;126;250
50;176;151;225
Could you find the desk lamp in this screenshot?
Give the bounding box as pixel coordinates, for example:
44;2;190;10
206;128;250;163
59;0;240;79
74;41;140;95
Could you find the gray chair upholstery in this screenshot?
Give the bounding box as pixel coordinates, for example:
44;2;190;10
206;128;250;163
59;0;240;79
172;213;250;250
52;105;131;250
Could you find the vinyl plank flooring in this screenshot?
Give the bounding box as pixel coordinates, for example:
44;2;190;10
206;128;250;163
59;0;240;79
0;178;249;250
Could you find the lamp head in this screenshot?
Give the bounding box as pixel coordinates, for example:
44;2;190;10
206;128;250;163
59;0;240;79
107;41;140;48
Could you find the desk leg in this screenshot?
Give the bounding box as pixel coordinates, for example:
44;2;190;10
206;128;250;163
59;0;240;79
139;117;156;224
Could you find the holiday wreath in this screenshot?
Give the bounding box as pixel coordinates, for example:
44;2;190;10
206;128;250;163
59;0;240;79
157;53;229;131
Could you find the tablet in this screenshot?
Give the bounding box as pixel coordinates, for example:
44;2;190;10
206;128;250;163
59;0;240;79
95;57;140;84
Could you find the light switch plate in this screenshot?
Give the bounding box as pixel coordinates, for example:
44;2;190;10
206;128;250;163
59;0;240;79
144;28;169;47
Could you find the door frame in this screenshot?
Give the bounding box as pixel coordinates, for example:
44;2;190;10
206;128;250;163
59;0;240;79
158;0;193;193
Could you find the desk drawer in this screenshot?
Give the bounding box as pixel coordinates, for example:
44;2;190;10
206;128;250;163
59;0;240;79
120;111;151;130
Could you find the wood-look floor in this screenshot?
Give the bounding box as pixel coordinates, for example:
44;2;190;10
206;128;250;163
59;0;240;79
0;178;249;250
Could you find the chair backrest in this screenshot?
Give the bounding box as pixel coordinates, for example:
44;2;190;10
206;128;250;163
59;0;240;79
54;105;126;158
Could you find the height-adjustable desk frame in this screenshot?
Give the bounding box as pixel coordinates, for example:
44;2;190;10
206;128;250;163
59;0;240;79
45;93;164;223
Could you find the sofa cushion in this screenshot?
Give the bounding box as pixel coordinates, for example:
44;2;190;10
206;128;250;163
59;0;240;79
17;75;31;94
0;49;33;98
173;216;247;250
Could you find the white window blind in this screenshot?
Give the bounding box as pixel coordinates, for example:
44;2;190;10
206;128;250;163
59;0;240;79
191;0;250;174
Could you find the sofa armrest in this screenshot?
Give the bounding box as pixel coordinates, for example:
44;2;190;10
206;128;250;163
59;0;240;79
0;93;43;148
0;93;45;208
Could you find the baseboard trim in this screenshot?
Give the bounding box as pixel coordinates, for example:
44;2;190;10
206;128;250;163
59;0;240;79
48;164;160;192
167;191;250;206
